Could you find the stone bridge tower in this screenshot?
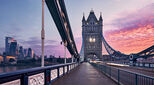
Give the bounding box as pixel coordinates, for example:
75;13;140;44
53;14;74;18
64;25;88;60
82;10;103;61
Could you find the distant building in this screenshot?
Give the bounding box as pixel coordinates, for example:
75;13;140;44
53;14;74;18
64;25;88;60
50;55;55;58
24;49;28;57
45;55;47;59
0;52;16;64
2;52;7;63
27;48;34;58
5;37;15;55
33;53;39;60
18;46;24;60
102;55;113;61
9;41;18;56
0;56;3;63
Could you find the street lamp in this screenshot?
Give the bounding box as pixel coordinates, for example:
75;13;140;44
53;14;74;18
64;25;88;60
41;0;45;67
71;43;74;63
72;55;74;63
61;41;67;64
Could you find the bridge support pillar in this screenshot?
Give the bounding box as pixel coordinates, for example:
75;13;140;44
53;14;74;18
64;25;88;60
72;55;74;63
64;45;66;64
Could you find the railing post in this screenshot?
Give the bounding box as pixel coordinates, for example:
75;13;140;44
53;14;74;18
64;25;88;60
67;65;69;73
70;64;72;70
63;66;65;75
73;64;75;69
118;69;120;85
105;66;106;74
110;66;111;77
20;74;28;85
45;69;51;85
57;68;59;78
135;74;138;85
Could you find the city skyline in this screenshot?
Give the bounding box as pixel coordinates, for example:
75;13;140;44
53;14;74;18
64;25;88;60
4;37;35;59
0;0;153;57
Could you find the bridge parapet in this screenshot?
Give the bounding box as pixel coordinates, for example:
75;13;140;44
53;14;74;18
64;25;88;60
0;63;79;85
91;62;154;85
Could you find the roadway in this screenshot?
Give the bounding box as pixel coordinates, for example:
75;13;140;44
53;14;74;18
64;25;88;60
52;63;116;85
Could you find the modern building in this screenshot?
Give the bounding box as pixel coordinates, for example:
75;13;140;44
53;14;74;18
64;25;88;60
24;49;28;57
18;46;24;60
82;10;102;61
5;37;15;55
27;48;34;58
9;41;18;57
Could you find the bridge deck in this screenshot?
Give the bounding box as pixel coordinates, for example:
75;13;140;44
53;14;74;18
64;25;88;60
52;63;116;85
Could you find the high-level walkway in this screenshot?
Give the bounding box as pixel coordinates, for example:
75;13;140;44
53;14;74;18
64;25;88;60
52;63;116;85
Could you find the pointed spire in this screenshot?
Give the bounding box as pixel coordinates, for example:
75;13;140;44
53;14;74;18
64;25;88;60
99;12;103;21
82;13;85;22
87;10;98;22
90;8;94;13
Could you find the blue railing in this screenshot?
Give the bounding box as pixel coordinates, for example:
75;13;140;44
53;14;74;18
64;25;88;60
0;63;79;85
91;63;154;85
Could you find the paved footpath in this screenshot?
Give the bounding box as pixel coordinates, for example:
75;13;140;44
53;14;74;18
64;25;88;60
52;63;116;85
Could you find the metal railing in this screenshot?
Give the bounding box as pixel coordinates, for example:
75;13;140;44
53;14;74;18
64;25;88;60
0;63;79;85
91;63;154;85
135;63;154;68
104;61;154;68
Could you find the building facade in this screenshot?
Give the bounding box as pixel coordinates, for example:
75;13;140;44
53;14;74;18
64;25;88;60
82;10;103;61
9;41;18;56
5;37;15;55
27;48;34;58
18;46;24;60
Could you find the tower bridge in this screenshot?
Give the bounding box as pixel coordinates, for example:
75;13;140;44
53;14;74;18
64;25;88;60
82;10;102;61
0;0;153;85
80;11;154;63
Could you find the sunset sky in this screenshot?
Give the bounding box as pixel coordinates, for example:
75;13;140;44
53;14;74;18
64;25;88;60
0;0;153;57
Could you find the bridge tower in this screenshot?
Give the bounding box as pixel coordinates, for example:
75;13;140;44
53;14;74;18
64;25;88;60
82;10;103;61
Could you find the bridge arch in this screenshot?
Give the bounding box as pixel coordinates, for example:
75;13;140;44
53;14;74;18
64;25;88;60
85;52;99;61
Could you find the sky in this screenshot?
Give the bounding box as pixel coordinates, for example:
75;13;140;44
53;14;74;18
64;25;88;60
0;0;153;57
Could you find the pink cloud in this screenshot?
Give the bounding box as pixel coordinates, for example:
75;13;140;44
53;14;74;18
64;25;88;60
104;3;154;54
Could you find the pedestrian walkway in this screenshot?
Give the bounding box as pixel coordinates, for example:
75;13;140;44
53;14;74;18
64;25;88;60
52;63;116;85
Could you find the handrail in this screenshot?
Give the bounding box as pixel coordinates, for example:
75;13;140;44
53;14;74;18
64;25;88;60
0;62;79;85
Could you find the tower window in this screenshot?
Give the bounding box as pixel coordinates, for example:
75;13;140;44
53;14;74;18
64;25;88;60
89;37;96;43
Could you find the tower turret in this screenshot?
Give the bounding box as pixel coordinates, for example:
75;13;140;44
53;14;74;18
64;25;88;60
99;12;103;21
82;13;86;22
82;13;86;26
